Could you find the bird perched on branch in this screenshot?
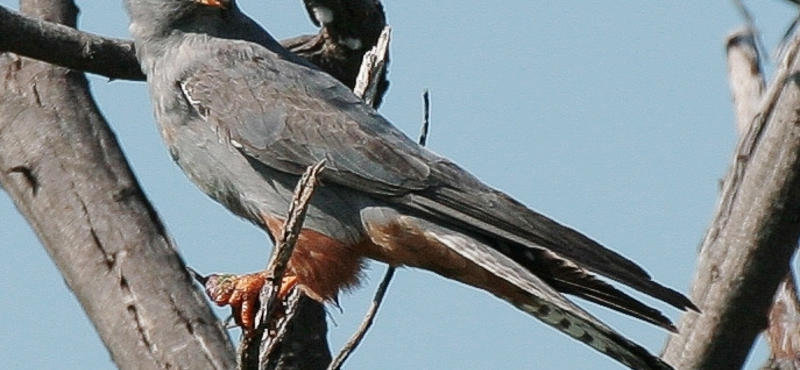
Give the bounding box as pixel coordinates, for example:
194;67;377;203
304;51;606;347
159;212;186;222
124;0;696;369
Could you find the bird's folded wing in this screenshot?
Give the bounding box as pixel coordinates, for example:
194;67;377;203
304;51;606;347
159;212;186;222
177;44;694;312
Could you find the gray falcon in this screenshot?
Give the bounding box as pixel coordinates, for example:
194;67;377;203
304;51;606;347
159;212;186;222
124;0;696;369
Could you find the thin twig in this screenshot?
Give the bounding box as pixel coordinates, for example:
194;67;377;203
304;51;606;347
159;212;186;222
260;288;304;365
265;159;328;302
776;2;800;61
731;0;755;31
419;89;430;147
326;24;396;370
262;158;326;332
238;159;326;369
328;88;432;370
730;0;768;61
327;267;395;370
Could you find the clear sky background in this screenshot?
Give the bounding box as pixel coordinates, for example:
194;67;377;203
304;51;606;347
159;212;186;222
1;1;797;369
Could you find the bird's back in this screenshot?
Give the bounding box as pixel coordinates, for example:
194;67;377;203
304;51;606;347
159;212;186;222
128;5;689;369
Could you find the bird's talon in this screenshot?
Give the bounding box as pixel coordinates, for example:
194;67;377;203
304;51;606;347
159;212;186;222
202;271;267;333
199;271;300;335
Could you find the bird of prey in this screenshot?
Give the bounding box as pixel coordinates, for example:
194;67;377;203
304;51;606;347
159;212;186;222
124;0;696;369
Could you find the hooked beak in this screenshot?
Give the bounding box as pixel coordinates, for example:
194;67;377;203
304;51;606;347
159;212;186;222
196;0;230;9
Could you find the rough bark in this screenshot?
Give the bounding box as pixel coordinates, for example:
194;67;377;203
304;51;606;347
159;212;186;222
0;1;387;370
759;275;800;370
661;27;800;370
0;1;237;369
0;0;388;102
261;296;333;370
0;5;143;80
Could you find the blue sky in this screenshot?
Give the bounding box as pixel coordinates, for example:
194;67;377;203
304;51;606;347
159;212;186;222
0;1;797;369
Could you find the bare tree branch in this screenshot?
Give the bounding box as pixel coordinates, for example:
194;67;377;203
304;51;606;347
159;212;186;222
327;266;395;370
418;89;431;147
726;27;765;136
353;26;390;107
284;0;388;105
0;1;237;369
0;0;389;103
759;274;800;370
2;0;389;369
0;5;143;80
241;160;326;370
326;38;396;367
725;25;800;370
661;24;800;370
265;160;328;304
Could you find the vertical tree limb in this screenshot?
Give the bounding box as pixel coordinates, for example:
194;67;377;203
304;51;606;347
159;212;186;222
1;0;390;369
283;0;388;105
661;24;800;370
352;26;390;107
0;1;237;370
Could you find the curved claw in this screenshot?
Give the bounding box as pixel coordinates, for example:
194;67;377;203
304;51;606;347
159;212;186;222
201;271;300;335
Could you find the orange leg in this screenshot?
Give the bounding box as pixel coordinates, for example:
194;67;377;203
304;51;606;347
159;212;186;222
203;271;299;334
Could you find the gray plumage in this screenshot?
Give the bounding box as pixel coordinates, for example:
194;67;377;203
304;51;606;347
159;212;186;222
124;1;694;369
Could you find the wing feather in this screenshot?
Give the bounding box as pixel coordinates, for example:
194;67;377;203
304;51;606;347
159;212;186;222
178;42;694;314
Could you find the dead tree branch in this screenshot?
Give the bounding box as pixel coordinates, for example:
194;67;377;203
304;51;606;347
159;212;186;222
661;23;800;370
726;27;765;136
0;5;144;80
0;1;236;369
0;0;389;103
759;274;800;370
353;26;390;107
1;0;388;369
239;160;326;370
327;267;395;370
326;35;395;368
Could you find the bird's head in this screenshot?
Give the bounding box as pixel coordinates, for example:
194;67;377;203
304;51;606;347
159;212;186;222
124;0;284;74
125;0;235;42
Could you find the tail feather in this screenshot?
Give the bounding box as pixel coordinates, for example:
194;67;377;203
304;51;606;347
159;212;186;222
526;248;679;331
550;277;677;332
511;298;674;370
429;226;677;370
403;192;698;313
538;219;698;313
507;229;698;314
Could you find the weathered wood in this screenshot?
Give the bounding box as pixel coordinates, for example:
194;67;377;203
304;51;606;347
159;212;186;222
0;5;143;80
0;1;237;369
0;0;389;104
0;1;389;369
661;28;800;370
759;275;800;370
726;27;765;136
